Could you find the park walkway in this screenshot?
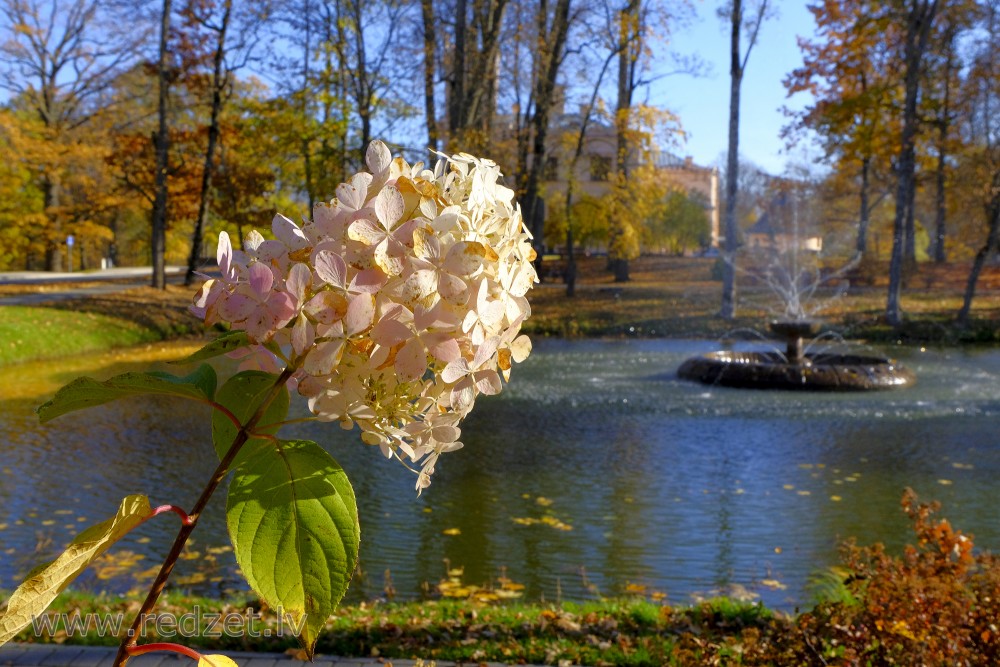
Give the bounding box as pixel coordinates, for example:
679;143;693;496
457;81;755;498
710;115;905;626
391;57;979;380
0;644;544;667
0;267;186;306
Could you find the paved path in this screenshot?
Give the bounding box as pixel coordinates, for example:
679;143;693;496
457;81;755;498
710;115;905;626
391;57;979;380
0;644;530;667
0;268;188;306
0;268;186;285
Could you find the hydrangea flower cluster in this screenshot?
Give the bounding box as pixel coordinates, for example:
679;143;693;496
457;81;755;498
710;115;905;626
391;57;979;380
191;141;536;490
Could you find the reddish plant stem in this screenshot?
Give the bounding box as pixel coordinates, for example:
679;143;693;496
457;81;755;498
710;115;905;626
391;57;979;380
113;368;293;667
150;504;195;525
127;642;202;661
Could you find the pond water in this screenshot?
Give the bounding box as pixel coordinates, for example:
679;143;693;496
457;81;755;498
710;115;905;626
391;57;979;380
2;338;1000;610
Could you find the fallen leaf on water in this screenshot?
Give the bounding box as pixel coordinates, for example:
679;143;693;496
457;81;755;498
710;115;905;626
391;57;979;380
442;527;461;536
760;579;787;590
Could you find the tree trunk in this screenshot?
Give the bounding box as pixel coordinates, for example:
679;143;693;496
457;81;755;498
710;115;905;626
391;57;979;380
933;22;955;264
608;0;639;283
42;175;63;272
421;0;439;154
301;0;315;213
720;0;743;320
933;142;947;263
957;176;1000;323
562;50;615;298
887;0;938;325
151;0;171;289
523;0;572;252
448;0;467;141
185;0;232;287
856;157;871;254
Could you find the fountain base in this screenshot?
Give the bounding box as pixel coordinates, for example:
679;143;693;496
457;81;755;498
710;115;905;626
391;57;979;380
677;351;916;391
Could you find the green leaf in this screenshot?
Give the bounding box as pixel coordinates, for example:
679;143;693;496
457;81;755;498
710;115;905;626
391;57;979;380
37;365;217;423
211;371;289;468
171;330;250;365
227;440;359;657
0;495;152;645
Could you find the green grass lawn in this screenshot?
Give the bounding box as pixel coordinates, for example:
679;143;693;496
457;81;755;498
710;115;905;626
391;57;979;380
0;306;161;365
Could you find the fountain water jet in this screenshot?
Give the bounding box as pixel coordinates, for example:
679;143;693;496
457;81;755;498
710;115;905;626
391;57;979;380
680;182;916;391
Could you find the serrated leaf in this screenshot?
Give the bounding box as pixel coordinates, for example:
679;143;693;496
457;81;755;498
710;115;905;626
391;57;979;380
198;655;239;667
227;440;359;657
0;495;152;645
37;365;217;423
172;331;250;365
211;371;289;468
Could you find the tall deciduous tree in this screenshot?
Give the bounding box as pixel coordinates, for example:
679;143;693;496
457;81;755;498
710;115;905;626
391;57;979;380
517;0;573;258
151;0;173;288
886;0;941;326
182;0;271;285
784;0;899;256
720;0;769;319
958;0;1000;322
0;0;148;270
445;0;509;152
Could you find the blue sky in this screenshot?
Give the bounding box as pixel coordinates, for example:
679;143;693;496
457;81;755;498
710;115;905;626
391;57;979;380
661;2;820;175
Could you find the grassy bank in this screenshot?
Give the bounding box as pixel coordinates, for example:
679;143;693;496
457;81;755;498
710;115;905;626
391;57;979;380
0;286;205;366
7;493;999;666
2;255;998;366
522;256;1000;343
0;306;162;366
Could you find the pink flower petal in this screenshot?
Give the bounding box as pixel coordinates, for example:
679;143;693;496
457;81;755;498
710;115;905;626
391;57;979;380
425;335;461;363
366;140;392;180
304;291;348;325
441;360;470;384
395;337;428;381
474;369;502;395
286;263;311;304
244;307;275;343
218;291;258;322
336;181;365;211
314;250;348;289
374;185;404;228
348;218;386;245
272;213;310;251
303;339;344;376
344;293;375;336
349;268;388;294
266;291;297;325
217;232;234;280
248;262;274;297
371;318;412;347
291;314;315;356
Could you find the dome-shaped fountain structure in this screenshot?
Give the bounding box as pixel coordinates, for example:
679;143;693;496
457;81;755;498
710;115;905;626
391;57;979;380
678;321;915;391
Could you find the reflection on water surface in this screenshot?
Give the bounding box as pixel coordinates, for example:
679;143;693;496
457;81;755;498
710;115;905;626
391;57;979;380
2;338;999;610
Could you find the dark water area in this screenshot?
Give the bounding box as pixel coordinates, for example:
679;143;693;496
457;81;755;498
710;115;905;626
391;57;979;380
2;339;1000;611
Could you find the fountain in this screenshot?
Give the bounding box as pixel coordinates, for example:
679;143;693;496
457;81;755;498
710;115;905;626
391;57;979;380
679;181;915;391
677;319;916;391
